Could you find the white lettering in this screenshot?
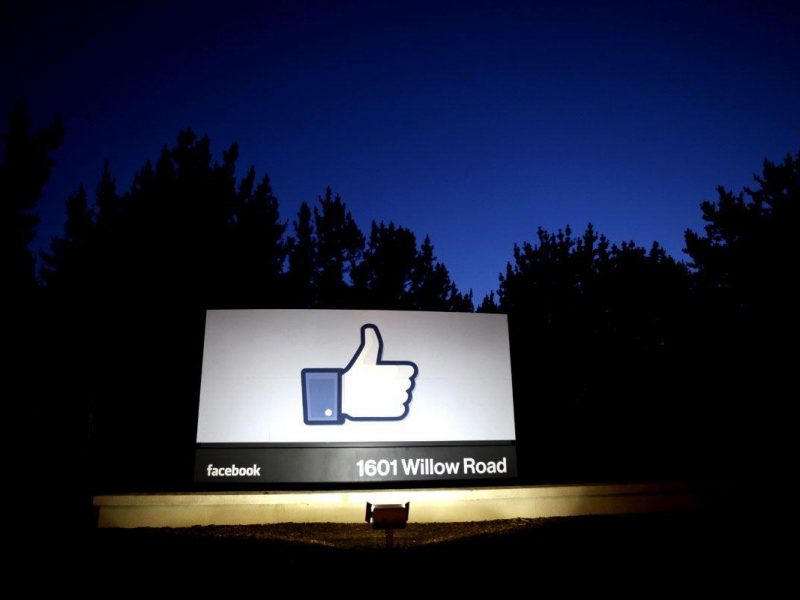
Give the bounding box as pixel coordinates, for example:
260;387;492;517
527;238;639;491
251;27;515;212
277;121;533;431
402;458;421;475
205;463;261;477
463;457;507;475
400;458;461;477
444;461;460;475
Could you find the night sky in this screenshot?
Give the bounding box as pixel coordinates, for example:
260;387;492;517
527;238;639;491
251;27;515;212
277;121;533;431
3;0;799;300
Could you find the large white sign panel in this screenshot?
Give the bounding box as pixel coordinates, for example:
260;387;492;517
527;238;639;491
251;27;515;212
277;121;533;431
196;309;516;444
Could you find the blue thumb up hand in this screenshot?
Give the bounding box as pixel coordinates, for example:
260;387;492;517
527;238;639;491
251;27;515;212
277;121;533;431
301;324;419;425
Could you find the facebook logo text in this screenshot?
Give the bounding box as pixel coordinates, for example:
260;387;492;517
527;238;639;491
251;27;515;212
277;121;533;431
206;464;262;477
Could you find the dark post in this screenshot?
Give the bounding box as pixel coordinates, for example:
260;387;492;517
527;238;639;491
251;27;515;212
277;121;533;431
365;502;410;548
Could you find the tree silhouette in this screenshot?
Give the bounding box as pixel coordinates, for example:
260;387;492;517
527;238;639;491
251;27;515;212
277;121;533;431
95;161;121;227
313;187;364;308
412;235;473;311
352;220;418;309
2;102;67;526
496;223;692;479
1;101;63;297
287;201;316;307
476;291;499;313
351;223;473;311
42;129;473;316
685;150;799;321
683;151;799;468
40;185;94;290
37;127;475;489
227;167;287;307
39;130;296;489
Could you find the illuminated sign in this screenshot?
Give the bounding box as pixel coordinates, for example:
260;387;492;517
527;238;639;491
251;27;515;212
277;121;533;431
195;309;517;483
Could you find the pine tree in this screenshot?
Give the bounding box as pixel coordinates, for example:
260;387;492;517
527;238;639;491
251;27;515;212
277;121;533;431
353;221;418;309
40;185;95;290
0;101;63;296
287;202;316;307
232;170;287;305
411;235;473;311
95;161;120;227
684;150;800;318
313;187;364;308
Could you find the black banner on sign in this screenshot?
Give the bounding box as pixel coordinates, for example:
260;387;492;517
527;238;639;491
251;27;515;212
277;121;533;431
195;444;517;483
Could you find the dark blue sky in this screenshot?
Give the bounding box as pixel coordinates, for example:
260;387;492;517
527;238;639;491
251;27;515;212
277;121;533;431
4;0;799;300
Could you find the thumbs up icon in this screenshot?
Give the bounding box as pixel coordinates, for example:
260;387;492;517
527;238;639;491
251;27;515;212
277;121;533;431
301;324;419;425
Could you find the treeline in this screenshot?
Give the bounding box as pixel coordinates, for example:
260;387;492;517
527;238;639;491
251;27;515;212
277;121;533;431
37;129;472;312
491;153;797;481
4;103;471;496
3;100;798;494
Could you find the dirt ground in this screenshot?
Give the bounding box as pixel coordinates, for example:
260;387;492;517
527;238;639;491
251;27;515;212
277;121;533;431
174;517;537;549
17;511;769;593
